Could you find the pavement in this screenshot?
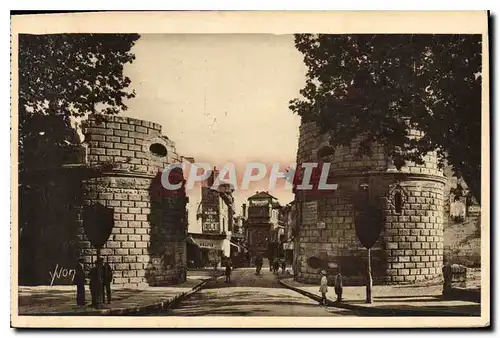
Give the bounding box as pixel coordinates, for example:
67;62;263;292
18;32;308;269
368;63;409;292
152;266;362;316
17;271;222;316
18;266;481;317
280;277;481;317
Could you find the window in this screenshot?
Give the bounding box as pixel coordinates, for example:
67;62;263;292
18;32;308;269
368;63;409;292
149;143;168;157
395;191;403;214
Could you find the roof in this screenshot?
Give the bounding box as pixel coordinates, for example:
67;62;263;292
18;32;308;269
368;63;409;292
247;191;277;200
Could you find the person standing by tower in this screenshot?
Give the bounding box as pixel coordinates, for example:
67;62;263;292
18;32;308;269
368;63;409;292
103;259;113;304
89;258;103;308
75;258;86;306
225;260;232;283
319;270;328;306
334;269;343;302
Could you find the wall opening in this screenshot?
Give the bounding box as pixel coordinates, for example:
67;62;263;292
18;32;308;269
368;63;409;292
149;143;168;157
394;191;403;214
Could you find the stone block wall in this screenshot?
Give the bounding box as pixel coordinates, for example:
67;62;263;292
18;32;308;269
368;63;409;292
382;180;445;283
298;123;443;177
81;176;186;286
83;115;181;173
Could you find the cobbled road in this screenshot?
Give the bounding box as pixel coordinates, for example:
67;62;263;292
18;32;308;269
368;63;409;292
151;266;361;316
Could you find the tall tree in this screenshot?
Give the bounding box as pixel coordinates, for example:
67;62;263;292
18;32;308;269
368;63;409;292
18;33;140;170
290;34;482;203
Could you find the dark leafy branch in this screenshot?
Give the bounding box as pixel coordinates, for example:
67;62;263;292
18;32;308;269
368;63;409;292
290;34;482;202
19;33;140;171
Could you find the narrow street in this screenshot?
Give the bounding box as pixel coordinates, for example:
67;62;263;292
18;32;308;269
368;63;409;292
152;266;359;316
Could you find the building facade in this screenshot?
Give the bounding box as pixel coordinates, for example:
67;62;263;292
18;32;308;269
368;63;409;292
186;169;235;267
280;203;296;265
245;191;282;259
294;122;447;285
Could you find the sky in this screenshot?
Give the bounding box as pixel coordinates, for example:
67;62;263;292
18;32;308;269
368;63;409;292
122;34;307;212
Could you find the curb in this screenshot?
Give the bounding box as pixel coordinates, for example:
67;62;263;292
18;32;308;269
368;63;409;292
279;279;480;317
450;287;481;303
21;278;212;316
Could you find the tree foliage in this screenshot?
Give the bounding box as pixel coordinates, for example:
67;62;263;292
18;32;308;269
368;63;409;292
290;34;482;202
18;33;140;170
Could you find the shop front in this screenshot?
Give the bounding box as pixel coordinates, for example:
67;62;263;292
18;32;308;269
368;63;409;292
187;233;230;268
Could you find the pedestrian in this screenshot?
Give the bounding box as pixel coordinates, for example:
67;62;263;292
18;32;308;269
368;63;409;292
269;255;274;271
89;259;103;308
75;258;86;306
255;255;263;275
225;261;232;283
442;260;453;298
318;270;328;306
103;259;113;304
273;259;280;275
281;260;286;275
334;269;343;302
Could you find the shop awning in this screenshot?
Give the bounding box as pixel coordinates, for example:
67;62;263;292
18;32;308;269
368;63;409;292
230;241;248;252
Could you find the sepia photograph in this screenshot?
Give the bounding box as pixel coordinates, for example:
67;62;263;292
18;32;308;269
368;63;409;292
10;11;490;328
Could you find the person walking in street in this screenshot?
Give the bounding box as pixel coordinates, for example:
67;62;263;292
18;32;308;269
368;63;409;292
255;255;263;275
225;260;232;283
319;270;328;306
103;259;113;304
281;260;287;275
89;259;103;308
334;269;343;302
75;258;86;306
273;259;280;275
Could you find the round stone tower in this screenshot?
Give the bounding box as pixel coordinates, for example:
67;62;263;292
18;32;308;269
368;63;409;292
80;115;187;286
294;122;447;285
18;114;188;287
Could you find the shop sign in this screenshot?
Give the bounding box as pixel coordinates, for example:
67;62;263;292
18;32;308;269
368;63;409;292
198;239;222;249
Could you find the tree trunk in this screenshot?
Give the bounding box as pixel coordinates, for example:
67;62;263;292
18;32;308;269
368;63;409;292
366;248;373;304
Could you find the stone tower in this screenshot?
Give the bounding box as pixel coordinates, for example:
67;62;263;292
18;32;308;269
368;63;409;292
294;122;447;285
19;115;188;286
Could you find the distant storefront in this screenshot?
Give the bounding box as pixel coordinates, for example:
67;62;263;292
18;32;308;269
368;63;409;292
187;233;230;268
283;241;294;264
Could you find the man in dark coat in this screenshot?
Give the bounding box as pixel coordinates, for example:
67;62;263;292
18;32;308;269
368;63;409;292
273;259;280;275
103;259;113;304
89;258;103;308
225;260;232;283
75;258;86;306
255;255;263;275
